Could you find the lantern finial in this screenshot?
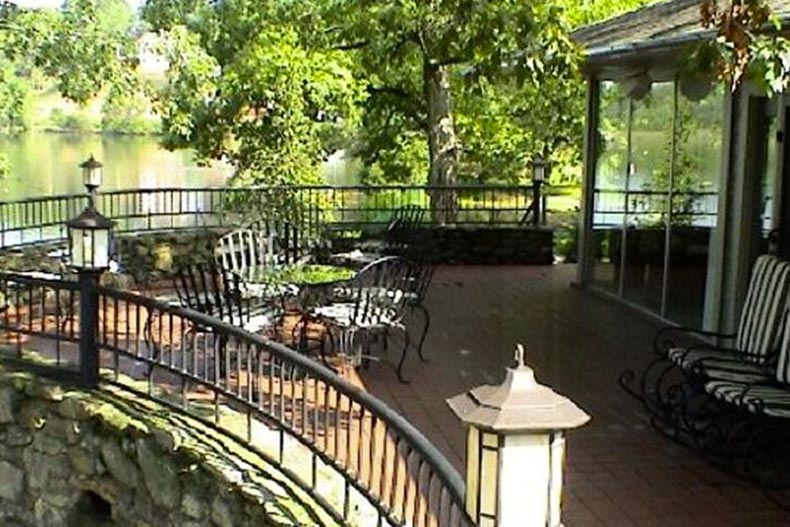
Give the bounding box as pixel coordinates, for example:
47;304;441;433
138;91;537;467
515;344;525;368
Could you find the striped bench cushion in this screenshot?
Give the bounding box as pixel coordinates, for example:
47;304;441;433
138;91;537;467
734;255;790;363
668;347;772;382
775;305;790;384
705;380;790;419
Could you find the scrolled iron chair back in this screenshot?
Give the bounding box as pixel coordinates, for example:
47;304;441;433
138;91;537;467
173;262;246;327
349;255;413;326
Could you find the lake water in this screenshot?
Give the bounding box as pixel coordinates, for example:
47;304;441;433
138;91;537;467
0;132;361;201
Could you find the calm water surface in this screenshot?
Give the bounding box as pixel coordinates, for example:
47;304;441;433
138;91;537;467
0;132;363;201
0;133;232;200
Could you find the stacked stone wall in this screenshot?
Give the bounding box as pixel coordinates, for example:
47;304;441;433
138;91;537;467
0;368;334;527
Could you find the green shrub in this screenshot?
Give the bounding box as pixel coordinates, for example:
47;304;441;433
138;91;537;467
552;208;579;263
48;108;97;132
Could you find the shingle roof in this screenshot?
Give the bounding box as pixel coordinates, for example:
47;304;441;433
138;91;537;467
574;0;790;54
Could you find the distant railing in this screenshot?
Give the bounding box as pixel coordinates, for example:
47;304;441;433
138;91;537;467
592;188;719;228
0;271;474;527
0;184;571;249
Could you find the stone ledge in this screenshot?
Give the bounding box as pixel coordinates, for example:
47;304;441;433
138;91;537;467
0;365;339;527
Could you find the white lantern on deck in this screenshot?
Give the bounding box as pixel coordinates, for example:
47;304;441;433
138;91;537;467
447;345;590;527
67;206;115;271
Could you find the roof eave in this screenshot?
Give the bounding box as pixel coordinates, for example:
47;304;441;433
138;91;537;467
584;29;711;65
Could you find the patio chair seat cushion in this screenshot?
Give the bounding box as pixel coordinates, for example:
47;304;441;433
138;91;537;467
243;282;299;300
240;308;279;334
696;359;773;383
705;380;790;418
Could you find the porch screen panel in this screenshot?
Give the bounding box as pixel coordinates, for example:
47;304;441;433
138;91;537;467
665;84;724;327
622;82;674;313
591;81;629;293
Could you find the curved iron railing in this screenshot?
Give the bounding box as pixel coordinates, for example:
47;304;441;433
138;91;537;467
0;271;474;527
0;184;549;249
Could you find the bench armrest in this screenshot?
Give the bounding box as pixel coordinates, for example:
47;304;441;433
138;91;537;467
652;326;735;357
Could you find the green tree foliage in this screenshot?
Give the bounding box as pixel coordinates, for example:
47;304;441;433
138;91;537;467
35;0;138;105
315;0;651;187
305;0;580;198
562;0;654;28
0;55;28;132
701;0;790;94
146;1;363;185
0;0;142;132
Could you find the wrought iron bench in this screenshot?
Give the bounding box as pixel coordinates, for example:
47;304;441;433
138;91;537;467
675;310;790;486
329;205;427;268
384;204;426;255
621;254;790;485
621;254;790;418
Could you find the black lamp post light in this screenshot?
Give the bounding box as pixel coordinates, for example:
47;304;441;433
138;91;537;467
531;154;547;227
67;206;115;272
80;154;103;206
68;155;115;387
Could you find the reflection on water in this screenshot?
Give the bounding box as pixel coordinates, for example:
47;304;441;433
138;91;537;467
0;133;363;200
0;132;231;199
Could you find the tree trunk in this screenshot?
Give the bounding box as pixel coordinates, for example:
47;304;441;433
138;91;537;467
424;62;458;224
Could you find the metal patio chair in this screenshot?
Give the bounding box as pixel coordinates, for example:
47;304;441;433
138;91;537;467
306;255;413;379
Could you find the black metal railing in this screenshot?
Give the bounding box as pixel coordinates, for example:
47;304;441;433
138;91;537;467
0;271;473;527
0;184;572;249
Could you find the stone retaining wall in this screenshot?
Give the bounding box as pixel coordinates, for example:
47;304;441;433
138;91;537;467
0;367;335;527
398;226;554;265
115;231;219;284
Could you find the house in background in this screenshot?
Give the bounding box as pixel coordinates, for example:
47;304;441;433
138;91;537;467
573;0;790;333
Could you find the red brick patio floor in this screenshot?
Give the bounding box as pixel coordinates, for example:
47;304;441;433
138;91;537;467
354;264;790;527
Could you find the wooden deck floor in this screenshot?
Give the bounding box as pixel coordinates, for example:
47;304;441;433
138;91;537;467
6;263;790;526
355;264;790;527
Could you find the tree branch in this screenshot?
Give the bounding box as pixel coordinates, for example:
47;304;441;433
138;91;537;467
331;40;369;51
438;55;466;67
368;85;416;101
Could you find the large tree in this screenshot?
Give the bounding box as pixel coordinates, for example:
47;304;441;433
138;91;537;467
140;0;654;197
302;1;580;220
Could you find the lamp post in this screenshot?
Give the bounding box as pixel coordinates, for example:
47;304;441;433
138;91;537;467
447;345;589;527
80;155;103;206
531;154;546;227
67;205;115;387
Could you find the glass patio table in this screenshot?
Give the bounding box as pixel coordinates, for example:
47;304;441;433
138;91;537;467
238;263;355;307
238;263;356;368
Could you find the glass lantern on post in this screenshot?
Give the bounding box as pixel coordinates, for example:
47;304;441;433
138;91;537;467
447;344;589;527
67;205;115;387
67;207;114;271
531;154;546;227
80;155;103;206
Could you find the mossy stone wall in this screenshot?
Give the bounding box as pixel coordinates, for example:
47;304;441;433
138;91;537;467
0;368;336;527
